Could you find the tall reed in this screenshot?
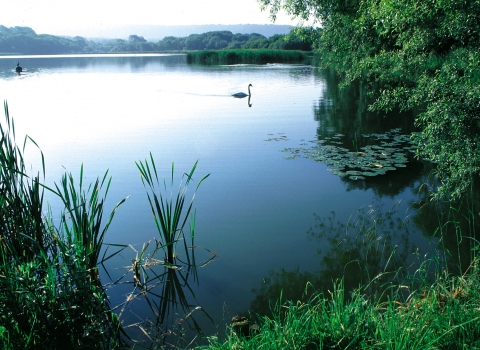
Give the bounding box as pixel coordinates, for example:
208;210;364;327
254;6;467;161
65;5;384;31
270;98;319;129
186;49;310;65
53;165;126;281
0;101;49;265
0;101;125;348
136;154;209;264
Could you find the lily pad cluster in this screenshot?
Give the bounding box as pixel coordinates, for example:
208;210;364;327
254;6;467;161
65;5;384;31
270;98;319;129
281;129;419;180
265;133;289;142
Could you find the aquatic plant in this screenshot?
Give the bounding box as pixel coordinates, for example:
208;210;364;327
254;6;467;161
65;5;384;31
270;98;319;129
112;238;216;346
0;102;49;265
248;199;418;321
53;165;127;281
186;49;310;65
206;182;480;349
136;154;209;264
0;101;125;348
282;128;419;180
204;258;480;350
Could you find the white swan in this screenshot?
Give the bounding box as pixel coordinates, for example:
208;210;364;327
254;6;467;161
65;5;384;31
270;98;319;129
232;84;252;98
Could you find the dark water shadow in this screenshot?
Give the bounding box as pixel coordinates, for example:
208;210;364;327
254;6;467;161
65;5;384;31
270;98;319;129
247;183;479;320
280;67;430;198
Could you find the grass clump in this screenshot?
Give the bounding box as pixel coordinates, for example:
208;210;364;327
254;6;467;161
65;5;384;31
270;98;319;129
0;101;213;348
203;197;480;350
0;101;126;349
136;155;209;265
186;49;310;65
203;259;480;350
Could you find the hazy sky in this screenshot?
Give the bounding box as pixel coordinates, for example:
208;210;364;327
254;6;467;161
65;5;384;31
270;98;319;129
0;0;302;36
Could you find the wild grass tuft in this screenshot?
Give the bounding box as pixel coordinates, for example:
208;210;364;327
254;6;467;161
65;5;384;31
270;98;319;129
203;261;480;349
0;101;126;348
203;196;480;350
53;164;126;281
136;154;209;265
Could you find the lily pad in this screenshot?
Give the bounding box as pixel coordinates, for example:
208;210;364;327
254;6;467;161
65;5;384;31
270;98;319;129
278;129;420;179
346;170;363;176
360;171;377;177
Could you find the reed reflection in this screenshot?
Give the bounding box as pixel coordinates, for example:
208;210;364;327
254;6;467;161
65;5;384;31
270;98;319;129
110;239;216;347
249;199;434;318
410;176;480;275
248;185;479;319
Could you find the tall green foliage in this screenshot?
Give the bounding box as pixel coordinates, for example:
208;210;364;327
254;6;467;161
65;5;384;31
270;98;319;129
186;49;309;64
259;0;480;198
0;101;48;264
53;165;126;280
0;102;125;348
205;261;480;349
136;154;209;264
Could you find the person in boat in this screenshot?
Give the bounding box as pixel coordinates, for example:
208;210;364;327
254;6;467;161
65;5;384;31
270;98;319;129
16;62;22;73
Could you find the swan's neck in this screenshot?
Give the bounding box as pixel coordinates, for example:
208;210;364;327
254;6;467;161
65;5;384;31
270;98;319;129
248;85;251;95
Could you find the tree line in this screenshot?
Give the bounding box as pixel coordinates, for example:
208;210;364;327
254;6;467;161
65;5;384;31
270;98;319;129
0;25;314;55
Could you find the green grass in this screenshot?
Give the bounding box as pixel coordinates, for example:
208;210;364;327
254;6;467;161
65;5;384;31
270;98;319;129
53;164;126;281
186;49;311;65
201;193;480;350
0;101;126;348
202;262;480;349
136;155;209;265
0;101;213;348
198;188;480;349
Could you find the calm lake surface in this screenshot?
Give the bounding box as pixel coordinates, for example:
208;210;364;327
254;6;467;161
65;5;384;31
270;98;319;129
0;54;465;345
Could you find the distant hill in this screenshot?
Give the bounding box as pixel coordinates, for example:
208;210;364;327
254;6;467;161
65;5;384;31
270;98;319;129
66;24;293;41
0;25;312;55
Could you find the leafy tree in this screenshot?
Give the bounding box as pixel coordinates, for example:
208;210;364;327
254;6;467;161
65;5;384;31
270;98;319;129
226;33;252;49
128;34;147;43
185;34;205;50
206;36;228;49
10;26;36;36
226;40;244;49
259;0;480;198
243;33;269;49
73;36;88;50
205;30;233;42
267;34;287;49
157;36;184;51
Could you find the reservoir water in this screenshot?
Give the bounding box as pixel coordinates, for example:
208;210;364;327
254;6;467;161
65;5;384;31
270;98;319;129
0;54;470;346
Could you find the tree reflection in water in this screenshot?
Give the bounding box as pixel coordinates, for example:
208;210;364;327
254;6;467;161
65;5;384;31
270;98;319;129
249;67;478;320
411;179;480;275
250;200;443;318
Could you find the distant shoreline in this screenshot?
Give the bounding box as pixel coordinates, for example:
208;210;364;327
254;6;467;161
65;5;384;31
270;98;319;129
40;24;294;41
0;52;187;58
